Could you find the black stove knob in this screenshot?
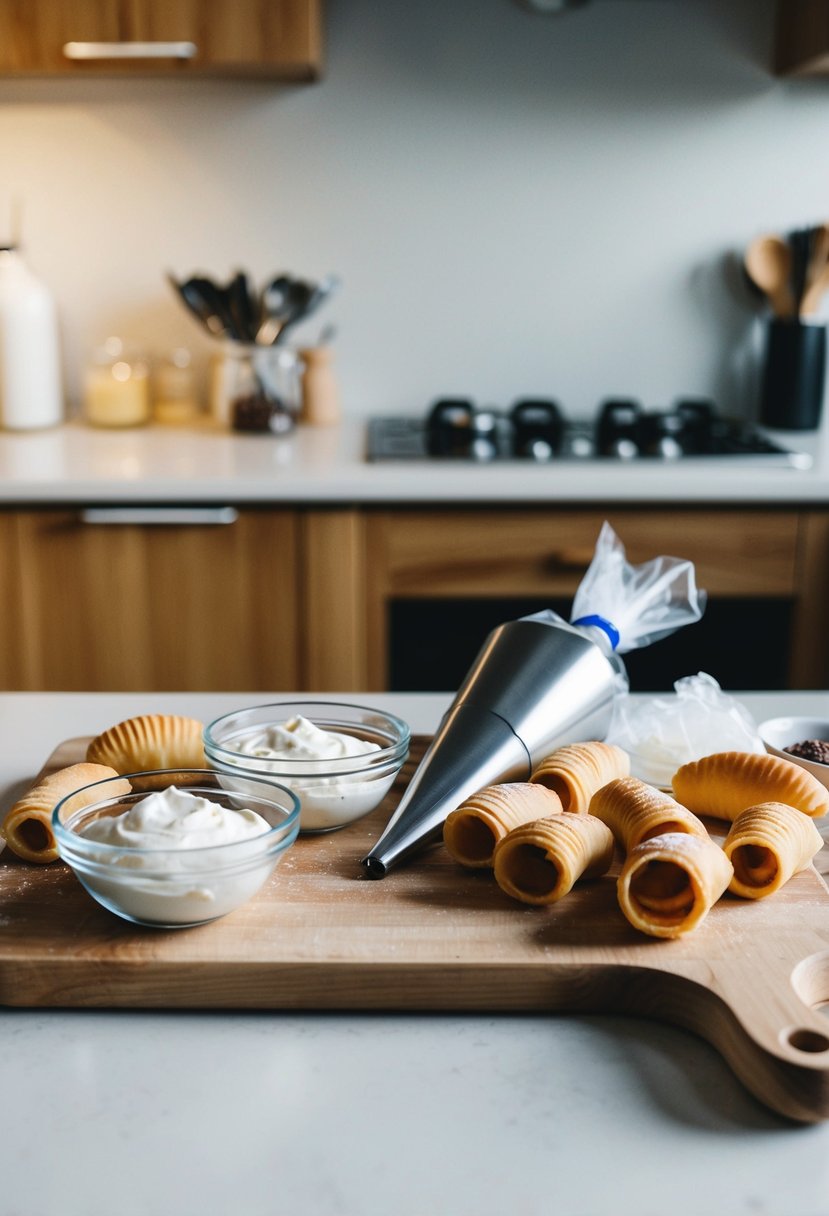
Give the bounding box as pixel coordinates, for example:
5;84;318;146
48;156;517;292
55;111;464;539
675;397;716;424
426;398;475;456
637;410;684;459
596;398;642;457
675;398;718;454
510;399;564;459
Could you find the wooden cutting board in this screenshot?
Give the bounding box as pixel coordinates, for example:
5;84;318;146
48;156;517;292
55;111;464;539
2;736;829;1124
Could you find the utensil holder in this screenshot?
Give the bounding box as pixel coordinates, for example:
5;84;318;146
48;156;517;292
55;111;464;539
759;319;826;431
209;343;301;433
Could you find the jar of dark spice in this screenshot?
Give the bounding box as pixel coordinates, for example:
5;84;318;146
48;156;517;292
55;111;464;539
210;343;301;433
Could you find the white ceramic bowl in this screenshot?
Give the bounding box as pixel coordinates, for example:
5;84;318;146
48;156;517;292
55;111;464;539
758;716;829;790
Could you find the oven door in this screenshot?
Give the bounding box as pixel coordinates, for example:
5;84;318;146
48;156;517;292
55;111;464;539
389;595;793;693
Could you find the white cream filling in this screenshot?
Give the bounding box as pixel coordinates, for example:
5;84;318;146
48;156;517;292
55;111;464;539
77;785;274;925
80;784;269;850
225;715;391;831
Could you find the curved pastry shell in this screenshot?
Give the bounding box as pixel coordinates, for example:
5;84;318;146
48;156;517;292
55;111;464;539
444;782;562;868
531;741;629;814
589;775;708;853
617;831;733;939
493;811;614;906
1;762;125;864
723;801;823;899
672;751;829;822
87;714;205;776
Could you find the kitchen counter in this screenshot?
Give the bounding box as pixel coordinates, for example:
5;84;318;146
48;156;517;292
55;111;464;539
2;689;829;1216
1;418;829;503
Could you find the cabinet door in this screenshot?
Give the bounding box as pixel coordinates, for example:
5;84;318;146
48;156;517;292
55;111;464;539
135;0;322;78
0;2;120;73
0;0;321;79
11;507;299;692
365;508;799;597
0;511;26;688
359;508;801;689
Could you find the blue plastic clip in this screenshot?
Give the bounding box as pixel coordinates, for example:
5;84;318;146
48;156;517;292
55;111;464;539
571;614;620;651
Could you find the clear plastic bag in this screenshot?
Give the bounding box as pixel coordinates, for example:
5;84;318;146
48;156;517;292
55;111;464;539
606;672;765;787
521;520;706;692
569;520;706;654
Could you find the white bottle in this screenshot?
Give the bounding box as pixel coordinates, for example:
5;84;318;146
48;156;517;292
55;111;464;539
0;247;63;430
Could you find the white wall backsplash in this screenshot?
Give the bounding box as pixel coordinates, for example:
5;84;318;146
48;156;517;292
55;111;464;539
0;0;827;423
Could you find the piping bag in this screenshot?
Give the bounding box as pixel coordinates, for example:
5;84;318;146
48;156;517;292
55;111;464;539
361;522;705;877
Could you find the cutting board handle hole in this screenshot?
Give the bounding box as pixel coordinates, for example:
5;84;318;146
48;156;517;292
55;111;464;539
783;1027;829;1055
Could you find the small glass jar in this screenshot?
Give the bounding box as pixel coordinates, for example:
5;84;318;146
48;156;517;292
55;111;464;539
209;343;301;433
84;337;150;428
153;347;201;425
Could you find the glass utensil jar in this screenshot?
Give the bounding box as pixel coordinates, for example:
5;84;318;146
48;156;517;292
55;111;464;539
84;337;150;428
210;344;301;433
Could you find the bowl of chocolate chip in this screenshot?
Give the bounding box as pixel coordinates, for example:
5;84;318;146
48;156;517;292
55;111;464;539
759;716;829;796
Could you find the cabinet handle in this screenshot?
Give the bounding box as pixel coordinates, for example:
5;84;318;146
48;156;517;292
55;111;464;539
80;507;238;527
63;41;198;61
544;546;596;572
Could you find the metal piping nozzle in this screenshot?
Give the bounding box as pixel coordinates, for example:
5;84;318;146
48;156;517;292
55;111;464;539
361;616;616;877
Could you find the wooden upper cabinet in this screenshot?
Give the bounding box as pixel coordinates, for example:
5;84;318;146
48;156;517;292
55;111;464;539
775;0;829;77
0;0;323;80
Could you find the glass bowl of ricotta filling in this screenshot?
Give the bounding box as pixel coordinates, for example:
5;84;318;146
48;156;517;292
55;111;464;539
52;769;300;928
203;701;411;833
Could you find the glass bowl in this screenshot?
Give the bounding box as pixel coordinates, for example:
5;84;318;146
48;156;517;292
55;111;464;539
52;768;300;929
203;700;411;834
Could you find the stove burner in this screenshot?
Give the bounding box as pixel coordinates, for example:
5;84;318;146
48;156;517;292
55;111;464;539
426;399;502;460
366;399;812;468
510;399;564;460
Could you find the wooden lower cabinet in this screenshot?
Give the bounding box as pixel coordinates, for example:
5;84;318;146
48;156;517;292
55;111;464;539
1;502;828;693
2;507;300;692
301;505;826;693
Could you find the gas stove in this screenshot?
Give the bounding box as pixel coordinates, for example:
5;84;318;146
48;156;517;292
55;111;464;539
366;398;812;468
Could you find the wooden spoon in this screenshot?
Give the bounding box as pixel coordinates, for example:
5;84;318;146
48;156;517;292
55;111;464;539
744;235;795;319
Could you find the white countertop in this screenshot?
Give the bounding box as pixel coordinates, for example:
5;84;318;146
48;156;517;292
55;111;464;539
0;418;828;503
2;689;829;1216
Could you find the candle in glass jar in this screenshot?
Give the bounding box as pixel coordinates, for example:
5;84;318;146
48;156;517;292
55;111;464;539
153;347;200;425
84;338;150;428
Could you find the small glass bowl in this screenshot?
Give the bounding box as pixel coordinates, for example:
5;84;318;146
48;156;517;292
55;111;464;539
203;700;411;834
52;769;300;929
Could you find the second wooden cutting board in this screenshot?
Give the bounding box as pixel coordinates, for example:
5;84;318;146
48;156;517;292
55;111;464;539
1;735;829;1123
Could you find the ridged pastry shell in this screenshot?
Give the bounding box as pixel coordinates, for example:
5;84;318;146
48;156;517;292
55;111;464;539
444;782;562;868
617;831;733;939
723;801;823;899
531;741;629;814
1;762;127;864
87;714;205;776
493;811;614;906
672;750;829;822
589;775;709;853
